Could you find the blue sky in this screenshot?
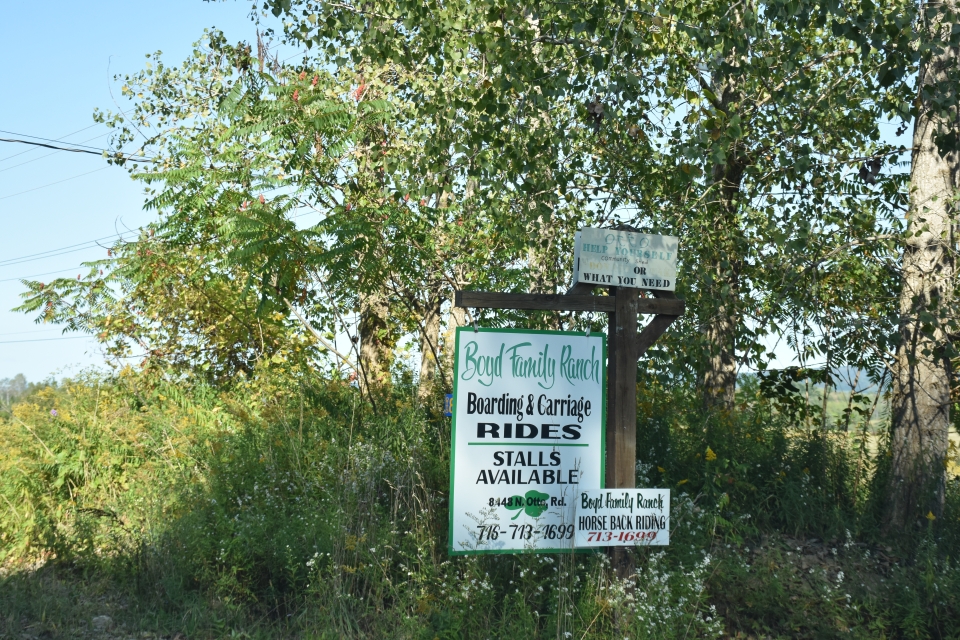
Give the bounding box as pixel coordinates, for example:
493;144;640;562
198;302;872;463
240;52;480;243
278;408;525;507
0;1;292;381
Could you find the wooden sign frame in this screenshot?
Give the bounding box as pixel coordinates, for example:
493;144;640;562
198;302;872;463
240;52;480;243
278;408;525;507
454;281;684;575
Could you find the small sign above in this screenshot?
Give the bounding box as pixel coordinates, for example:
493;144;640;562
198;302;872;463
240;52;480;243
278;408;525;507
573;228;678;291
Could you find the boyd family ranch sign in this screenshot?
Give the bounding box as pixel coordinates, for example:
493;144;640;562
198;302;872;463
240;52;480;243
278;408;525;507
450;228;681;563
449;328;605;553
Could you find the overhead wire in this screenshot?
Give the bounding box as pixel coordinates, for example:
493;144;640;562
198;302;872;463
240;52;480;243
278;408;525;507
0;248;97;269
0;166;109;202
0;137;109;156
0;335;93;345
0;231;136;267
0;121;103;164
0;130;113;174
0;207;316;281
0;248;115;271
0;267;100;283
0;137;155;163
0;328;63;337
0;129;107;152
0;231;136;268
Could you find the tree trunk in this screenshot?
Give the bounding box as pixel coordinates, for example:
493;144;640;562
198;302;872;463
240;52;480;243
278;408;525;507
418;291;442;399
527;207;561;293
887;0;959;529
442;295;467;386
698;54;747;410
701;294;739;409
359;291;395;390
701;131;745;410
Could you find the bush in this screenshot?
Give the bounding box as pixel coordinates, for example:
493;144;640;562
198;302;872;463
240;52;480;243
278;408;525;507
2;367;960;638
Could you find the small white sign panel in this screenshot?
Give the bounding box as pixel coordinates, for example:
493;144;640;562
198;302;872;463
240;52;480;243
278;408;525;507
449;328;606;554
574;489;670;547
573;228;678;291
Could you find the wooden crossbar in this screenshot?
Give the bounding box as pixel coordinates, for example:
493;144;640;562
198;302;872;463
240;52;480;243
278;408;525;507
455;290;684;316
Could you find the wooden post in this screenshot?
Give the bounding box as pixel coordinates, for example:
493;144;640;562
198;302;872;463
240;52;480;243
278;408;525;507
606;286;640;578
606;286;640;490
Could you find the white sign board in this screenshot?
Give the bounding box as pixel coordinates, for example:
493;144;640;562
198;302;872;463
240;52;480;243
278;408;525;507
574;489;670;547
449;328;606;554
573;228;678;291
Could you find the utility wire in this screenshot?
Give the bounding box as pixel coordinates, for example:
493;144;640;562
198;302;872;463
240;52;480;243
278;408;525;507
0;122;103;163
0;129;107;152
0;328;64;337
0;248;111;270
0;245;112;269
0;335;93;345
0;267;98;283
0;232;134;266
0;233;135;268
0;131;112;174
0;166;109;202
0;137;155;162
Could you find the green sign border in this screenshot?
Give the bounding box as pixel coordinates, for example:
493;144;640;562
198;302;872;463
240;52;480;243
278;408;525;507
448;326;608;556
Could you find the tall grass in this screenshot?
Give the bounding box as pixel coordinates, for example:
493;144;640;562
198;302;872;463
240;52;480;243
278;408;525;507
2;366;960;638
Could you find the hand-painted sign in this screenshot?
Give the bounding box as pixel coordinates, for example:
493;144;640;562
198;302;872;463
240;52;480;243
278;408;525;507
449;328;606;554
573;228;678;291
574;489;670;547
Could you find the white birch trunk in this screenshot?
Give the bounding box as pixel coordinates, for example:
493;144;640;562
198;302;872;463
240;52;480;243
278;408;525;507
888;0;959;527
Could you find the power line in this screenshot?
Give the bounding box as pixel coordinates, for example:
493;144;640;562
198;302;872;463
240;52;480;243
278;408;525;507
0;137;104;157
0;335;92;345
0;328;64;337
0;233;136;269
0;131;112;175
0;122;103;164
0;212;310;280
0;246;111;269
0;267;97;283
282;50;309;64
0;166;109;202
0;137;154;162
0;197;312;272
0;129;106;152
0;232;134;266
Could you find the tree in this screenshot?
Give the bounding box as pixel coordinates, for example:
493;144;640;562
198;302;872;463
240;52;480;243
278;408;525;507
0;374;29;415
21;31;527;397
16;232;306;385
887;0;960;528
265;0;914;410
18;2;926;429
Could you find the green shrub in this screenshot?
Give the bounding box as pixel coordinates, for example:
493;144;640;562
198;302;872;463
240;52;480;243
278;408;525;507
3;367;960;638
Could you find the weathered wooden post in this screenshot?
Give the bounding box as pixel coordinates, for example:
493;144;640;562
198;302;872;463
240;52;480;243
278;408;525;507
606;285;638;577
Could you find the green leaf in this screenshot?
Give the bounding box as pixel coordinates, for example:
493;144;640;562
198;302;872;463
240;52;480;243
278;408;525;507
523;490;550;518
503;490;550;519
504;495;525;519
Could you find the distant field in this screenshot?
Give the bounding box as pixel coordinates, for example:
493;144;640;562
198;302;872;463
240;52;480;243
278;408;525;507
793;387;960;478
805;387;889;431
